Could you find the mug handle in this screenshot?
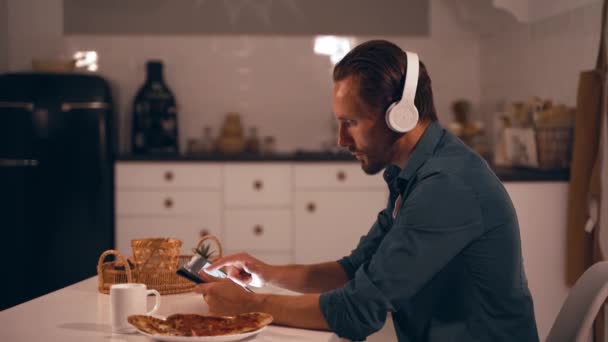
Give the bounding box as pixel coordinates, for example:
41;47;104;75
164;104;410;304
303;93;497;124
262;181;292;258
146;289;161;315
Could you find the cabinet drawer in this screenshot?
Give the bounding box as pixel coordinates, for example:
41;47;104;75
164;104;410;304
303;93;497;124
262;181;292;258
116;162;222;189
294;190;386;264
224;164;291;207
224;209;291;252
115;217;221;258
294;163;385;189
116;191;221;216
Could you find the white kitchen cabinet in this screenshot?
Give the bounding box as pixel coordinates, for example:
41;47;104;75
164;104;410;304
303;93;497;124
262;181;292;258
294;190;387;264
223;164;291;207
115;190;220;216
293;163;387;264
116;162;221;190
114;162;223;257
114;161;386;265
224;209;292;252
222;164;294;263
294;163;385;189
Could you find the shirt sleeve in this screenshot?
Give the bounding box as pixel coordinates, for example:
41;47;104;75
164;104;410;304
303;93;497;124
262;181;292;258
320;172;484;341
337;206;394;279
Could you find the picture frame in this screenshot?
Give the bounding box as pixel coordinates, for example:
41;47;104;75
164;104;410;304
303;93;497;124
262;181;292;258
503;127;539;168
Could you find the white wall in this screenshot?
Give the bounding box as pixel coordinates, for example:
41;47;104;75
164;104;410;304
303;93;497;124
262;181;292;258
480;0;602;144
528;0;600;22
6;0;64;72
5;0;600;153
506;182;569;341
5;0;481;155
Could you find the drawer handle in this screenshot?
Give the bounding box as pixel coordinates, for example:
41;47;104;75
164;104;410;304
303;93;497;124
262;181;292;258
164;171;174;182
307;202;316;213
200;228;210;237
164;198;174;209
337;170;346;182
253;225;264;236
253;180;263;191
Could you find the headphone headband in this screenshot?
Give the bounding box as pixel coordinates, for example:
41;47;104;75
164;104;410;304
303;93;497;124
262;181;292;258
385;50;420;133
402;51;419;107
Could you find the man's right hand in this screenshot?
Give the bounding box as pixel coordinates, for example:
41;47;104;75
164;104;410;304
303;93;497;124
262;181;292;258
204;252;271;288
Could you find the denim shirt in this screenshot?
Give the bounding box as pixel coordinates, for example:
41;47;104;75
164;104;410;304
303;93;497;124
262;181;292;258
319;121;539;342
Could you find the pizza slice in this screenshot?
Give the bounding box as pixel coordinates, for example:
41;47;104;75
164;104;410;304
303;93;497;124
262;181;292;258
128;312;273;337
167;312;273;336
127;315;176;335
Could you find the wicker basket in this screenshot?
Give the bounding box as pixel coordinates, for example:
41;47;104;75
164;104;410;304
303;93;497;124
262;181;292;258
131;238;182;273
535;126;573;170
97;236;222;295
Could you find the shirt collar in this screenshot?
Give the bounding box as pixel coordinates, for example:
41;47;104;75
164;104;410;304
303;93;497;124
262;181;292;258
382;121;445;191
399;121;445;181
383;164;402;195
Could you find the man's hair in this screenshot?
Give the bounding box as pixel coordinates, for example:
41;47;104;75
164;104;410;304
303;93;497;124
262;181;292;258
333;40;438;123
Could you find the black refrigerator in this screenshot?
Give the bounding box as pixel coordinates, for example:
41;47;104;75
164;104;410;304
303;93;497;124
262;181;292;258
0;73;114;310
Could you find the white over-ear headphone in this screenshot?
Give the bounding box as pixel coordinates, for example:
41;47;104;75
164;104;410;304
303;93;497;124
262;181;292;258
385;51;420;133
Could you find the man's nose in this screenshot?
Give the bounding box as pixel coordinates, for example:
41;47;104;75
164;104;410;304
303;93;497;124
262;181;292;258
337;124;352;147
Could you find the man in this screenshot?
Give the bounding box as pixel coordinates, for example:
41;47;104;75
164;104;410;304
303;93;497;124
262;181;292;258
196;40;539;341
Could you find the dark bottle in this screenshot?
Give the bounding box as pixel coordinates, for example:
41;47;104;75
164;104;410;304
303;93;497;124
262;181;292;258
131;60;179;154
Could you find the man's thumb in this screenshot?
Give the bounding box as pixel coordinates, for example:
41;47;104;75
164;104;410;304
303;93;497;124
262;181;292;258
242;261;260;274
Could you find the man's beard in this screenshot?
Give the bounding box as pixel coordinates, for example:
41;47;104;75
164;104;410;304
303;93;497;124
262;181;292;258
359;154;388;175
358;132;401;175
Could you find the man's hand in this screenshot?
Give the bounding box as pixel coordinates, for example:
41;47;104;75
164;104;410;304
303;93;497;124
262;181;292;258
194;272;257;316
203;252;348;294
204;252;271;288
195;260;331;331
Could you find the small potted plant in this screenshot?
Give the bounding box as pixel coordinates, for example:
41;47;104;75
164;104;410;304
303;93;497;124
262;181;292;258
177;235;224;283
193;241;217;262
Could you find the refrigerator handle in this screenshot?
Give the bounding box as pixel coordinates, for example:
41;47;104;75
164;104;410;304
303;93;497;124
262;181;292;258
60;102;109;112
0;101;34;111
0;159;39;167
59;101;111;162
98;111;107;163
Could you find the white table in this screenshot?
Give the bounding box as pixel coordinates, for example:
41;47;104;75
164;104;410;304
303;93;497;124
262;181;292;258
0;277;344;342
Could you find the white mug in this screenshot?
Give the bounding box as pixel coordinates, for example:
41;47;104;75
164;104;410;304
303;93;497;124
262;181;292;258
110;283;161;333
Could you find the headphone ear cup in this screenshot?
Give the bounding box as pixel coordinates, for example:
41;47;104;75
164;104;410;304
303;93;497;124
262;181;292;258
385;102;419;133
385;101;398;131
386;50;420;133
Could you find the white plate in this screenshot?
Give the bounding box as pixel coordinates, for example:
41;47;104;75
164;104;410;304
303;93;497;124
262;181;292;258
135;326;267;342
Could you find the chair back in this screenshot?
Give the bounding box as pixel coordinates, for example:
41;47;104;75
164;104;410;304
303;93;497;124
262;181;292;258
546;261;608;342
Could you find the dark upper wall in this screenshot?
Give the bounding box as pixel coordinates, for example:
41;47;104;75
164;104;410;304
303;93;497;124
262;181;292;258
63;0;430;36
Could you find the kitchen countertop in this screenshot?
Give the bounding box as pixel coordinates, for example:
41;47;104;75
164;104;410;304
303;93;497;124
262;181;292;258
117;151;357;162
116;152;570;182
0;277;343;342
